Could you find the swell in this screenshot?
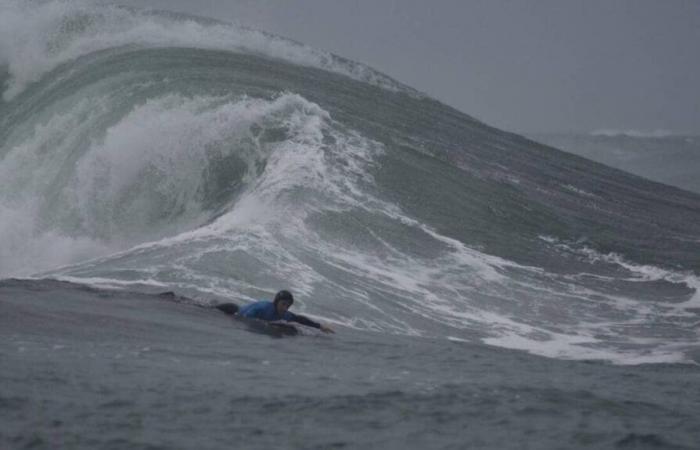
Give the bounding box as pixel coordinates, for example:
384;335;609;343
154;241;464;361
2;2;698;274
2;1;700;364
0;0;416;101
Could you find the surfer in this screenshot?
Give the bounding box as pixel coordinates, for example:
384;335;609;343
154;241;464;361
217;290;335;333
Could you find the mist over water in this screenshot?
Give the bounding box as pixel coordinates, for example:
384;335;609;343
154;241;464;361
1;0;700;366
529;132;700;195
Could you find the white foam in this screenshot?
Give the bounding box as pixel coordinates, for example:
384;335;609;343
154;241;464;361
571;244;700;309
51;275;169;290
562;184;596;198
0;0;413;100
0;204;112;277
0;90;350;276
483;333;688;365
72;93;314;235
40;90;388;306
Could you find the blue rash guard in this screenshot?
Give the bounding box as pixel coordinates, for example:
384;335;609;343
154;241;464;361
238;301;321;329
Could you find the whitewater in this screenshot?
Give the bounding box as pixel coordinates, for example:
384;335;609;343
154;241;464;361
2;1;700;449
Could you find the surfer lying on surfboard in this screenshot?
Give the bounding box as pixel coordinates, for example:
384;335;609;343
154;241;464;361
216;290;335;333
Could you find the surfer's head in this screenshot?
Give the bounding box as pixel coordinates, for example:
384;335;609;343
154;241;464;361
273;290;294;314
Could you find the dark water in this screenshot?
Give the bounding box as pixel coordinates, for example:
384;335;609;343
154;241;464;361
2;279;699;449
1;2;700;448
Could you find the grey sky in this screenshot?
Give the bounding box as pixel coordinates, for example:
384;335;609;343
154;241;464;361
106;0;700;134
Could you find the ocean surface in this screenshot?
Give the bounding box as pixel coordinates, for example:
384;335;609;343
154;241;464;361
529;132;700;195
1;1;700;449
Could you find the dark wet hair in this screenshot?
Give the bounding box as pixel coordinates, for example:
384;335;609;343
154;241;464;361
273;290;294;306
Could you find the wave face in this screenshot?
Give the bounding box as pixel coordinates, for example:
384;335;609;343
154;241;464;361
2;0;700;364
529;133;700;195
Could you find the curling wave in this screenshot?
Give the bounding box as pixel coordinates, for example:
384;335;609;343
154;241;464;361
2;0;700;364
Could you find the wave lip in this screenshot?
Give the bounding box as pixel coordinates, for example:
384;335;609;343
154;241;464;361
0;0;417;101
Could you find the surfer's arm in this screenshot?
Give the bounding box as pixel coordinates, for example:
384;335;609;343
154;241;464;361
286;313;335;333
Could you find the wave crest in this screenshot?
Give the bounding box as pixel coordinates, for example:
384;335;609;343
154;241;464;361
0;91;382;276
0;0;415;100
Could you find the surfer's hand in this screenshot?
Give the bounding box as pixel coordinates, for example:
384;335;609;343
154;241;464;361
320;324;335;334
